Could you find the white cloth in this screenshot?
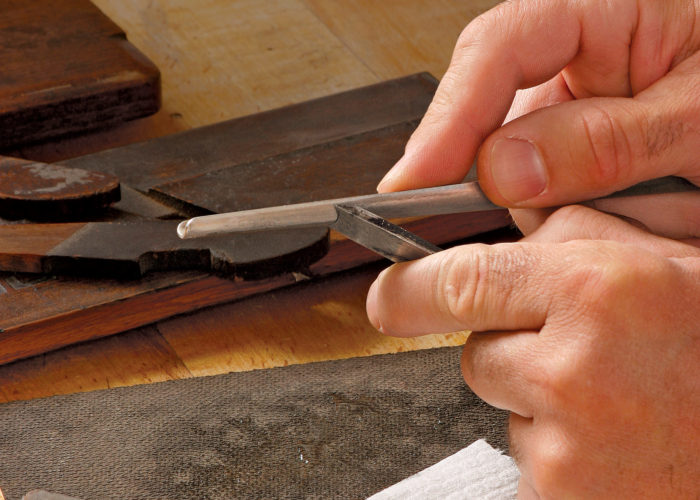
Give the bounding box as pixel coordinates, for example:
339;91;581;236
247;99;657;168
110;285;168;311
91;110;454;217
368;439;520;500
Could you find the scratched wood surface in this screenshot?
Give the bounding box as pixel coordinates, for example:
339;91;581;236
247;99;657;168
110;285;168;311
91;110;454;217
0;0;504;403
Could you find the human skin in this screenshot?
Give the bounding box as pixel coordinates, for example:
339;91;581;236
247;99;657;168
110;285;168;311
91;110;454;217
367;0;700;497
367;207;700;497
377;0;700;241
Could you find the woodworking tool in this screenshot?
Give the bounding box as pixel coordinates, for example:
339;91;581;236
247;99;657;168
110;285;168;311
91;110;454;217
178;176;699;262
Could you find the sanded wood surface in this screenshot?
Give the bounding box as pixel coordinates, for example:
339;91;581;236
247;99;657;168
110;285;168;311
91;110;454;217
0;0;505;403
0;0;160;148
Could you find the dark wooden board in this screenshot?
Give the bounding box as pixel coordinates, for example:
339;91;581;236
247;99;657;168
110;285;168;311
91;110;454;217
0;221;329;279
0;74;513;365
0;0;160;148
153;121;417;215
63;73;438;193
0;211;512;365
0;156;120;220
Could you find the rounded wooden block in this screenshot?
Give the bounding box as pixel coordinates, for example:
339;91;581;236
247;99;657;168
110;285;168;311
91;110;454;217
0;158;120;220
210;227;331;280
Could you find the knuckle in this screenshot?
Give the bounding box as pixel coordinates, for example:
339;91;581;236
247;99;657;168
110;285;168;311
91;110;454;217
557;241;630;296
437;245;492;327
558;241;672;317
435;244;533;330
455;1;516;54
576;250;639;302
533;343;581;406
577;102;640;188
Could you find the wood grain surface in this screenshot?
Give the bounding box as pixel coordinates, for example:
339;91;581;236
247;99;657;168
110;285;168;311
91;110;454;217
0;0;160;148
0;0;504;403
0;73;511;366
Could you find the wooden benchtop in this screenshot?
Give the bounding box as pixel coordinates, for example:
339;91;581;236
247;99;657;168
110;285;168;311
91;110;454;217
0;0;502;403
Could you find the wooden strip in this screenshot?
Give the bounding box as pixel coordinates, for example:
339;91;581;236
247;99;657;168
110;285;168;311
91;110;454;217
0;223;85;274
0;0;160;148
0;211;510;365
0;274;293;365
152;120;417;214
62;73;437;192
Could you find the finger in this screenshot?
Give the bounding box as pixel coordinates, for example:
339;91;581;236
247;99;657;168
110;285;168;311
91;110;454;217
508;413;536;492
522;205;700;258
461;331;539;418
589;191;700;239
377;0;640;193
517;478;540;500
366;242;561;336
477;51;700;207
505;74;574;124
508;207;556;235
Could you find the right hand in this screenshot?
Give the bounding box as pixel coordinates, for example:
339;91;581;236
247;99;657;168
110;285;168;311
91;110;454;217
377;0;700;241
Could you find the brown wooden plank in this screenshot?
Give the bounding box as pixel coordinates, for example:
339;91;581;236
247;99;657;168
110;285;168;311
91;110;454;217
0;211;510;365
0;0;160;148
0;222;85;274
62;73;437;192
152;120;417;214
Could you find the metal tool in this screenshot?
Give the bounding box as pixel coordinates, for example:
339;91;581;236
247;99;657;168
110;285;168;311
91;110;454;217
177;176;698;262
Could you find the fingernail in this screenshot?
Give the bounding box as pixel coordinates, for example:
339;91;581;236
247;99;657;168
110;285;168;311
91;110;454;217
377;156;406;192
490;138;547;203
366;279;383;332
377;169;397;193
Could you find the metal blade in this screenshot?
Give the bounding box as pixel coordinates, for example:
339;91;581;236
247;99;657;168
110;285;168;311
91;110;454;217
331;205;440;262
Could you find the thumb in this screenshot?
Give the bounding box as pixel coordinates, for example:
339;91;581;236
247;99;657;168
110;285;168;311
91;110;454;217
477;52;700;207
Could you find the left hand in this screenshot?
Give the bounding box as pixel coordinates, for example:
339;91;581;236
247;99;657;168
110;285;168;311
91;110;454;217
366;206;700;498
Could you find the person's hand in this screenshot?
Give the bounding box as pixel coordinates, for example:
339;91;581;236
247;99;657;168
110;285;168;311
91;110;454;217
366;206;700;498
377;0;700;240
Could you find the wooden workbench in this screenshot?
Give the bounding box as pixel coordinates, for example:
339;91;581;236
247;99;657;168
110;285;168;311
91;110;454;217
0;0;502;403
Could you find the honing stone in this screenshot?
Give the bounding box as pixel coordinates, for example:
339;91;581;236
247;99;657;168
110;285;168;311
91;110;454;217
0;157;120;220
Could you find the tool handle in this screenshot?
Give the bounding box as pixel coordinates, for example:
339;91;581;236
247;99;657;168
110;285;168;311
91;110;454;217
599;176;697;199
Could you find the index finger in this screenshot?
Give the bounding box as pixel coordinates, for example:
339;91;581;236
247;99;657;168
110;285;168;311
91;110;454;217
376;0;588;192
365;242;559;336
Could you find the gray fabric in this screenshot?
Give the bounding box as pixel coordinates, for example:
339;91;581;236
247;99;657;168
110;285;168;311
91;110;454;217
0;346;508;500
